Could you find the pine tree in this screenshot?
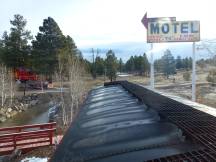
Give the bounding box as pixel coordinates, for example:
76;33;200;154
32;17;66;76
161;49;176;78
188;57;192;69
143;53;150;76
0;37;4;62
176;56;182;69
105;50;117;82
125;56;135;73
2;14;32;69
118;58;124;73
182;57;189;70
95;56;105;76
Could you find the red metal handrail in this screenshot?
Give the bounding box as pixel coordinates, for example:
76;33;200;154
0;122;56;133
0;122;56;155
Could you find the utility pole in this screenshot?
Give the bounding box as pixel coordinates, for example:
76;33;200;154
92;48;95;64
104;67;107;82
91;48;96;79
95;49;99;79
150;43;154;89
96;48;99;57
192;42;196;102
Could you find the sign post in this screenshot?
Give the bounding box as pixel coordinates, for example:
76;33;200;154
141;13;200;101
192;42;196;101
142;13;177;89
150;43;154;89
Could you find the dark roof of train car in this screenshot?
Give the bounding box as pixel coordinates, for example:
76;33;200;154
51;85;200;162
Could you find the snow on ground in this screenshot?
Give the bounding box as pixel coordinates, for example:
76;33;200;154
21;157;48;162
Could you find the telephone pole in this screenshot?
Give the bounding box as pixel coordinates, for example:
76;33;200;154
92;48;96;79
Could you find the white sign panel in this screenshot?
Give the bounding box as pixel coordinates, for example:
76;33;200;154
147;21;200;43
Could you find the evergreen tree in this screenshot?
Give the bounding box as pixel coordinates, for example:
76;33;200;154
125;56;135;73
182;57;190;70
0;37;4;62
188;57;192;69
60;35;79;78
105;50;117;81
154;59;160;72
134;55;143;74
197;59;206;69
143;53;150;76
161;49;176;78
32;17;66;76
2;14;32;69
176;56;182;69
95;56;105;76
118;58;124;73
82;59;92;73
125;54;149;76
133;55;139;73
64;35;78;57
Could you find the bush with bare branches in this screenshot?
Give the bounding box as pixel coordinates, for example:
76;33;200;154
55;54;86;126
0;64;15;107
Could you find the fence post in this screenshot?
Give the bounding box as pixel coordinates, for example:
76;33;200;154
13;135;16;149
49;130;53;145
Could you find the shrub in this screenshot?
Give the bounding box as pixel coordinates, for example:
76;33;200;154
183;72;191;81
207;70;216;83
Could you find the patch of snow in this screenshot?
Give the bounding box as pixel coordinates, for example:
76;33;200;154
21;157;48;162
118;74;130;77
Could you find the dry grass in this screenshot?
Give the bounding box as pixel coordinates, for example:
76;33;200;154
84;76;105;91
52;75;105;92
118;70;209;87
116;70;216;108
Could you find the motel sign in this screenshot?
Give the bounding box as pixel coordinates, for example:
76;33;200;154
142;13;200;101
147;21;200;43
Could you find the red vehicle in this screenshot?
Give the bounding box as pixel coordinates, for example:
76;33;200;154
15;68;48;90
15;68;38;81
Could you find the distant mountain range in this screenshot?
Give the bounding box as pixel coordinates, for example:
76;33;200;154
79;41;214;62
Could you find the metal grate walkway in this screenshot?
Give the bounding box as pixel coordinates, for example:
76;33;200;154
115;81;216;161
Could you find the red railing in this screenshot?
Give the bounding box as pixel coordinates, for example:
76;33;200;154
0;122;56;155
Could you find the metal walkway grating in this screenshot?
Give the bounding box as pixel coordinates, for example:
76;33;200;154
114;81;216;161
146;149;216;162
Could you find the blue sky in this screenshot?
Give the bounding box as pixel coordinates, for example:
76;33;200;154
1;0;216;61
